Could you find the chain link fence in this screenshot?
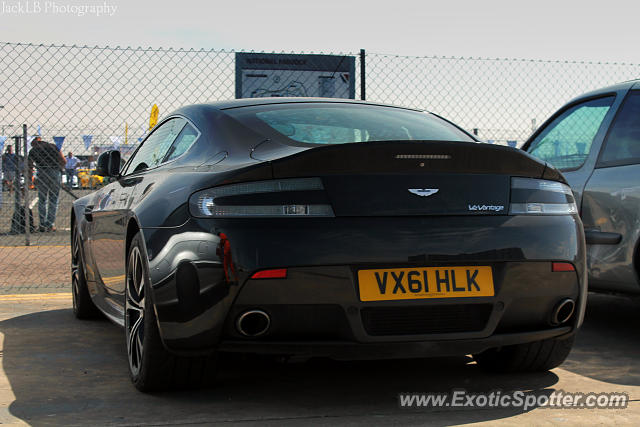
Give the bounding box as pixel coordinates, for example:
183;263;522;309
1;41;640;292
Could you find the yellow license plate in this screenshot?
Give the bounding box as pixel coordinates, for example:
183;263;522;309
357;266;494;301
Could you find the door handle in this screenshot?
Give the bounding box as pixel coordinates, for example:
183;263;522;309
84;205;94;221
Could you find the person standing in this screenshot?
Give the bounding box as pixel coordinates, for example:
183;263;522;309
65;151;80;189
28;136;65;232
2;145;18;194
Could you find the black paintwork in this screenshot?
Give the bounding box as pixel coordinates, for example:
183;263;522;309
73;98;586;357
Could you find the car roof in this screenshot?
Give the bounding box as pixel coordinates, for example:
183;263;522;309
180;97;424;112
565;79;639;103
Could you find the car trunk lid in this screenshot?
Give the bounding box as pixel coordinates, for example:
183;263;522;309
262;140;548;216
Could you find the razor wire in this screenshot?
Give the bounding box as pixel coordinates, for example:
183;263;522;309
1;41;640;292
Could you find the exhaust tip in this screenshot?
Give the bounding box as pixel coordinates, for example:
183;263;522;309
550;298;575;326
237;310;270;337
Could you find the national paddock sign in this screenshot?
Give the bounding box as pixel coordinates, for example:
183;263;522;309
235;53;356;100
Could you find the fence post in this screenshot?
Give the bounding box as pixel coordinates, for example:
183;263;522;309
12;136;21;225
23;124;30;246
360;49;366;101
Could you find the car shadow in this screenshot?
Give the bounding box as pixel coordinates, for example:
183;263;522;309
0;308;565;425
561;292;640;386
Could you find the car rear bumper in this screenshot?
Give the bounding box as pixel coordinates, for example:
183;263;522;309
224;262;580;342
141;214;586;355
218;327;574;359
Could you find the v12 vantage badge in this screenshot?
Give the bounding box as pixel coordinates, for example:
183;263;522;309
468;204;505;212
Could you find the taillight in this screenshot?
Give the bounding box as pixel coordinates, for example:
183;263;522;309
509;177;577;215
552;262;575;272
189;178;334;218
251;268;288;279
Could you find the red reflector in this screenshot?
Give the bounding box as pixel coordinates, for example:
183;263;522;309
251;269;288;279
552;262;575;272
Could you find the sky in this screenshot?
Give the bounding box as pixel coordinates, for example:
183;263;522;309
1;0;639;63
1;0;639;151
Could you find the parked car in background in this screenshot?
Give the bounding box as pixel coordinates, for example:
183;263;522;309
523;80;640;296
71;98;586;391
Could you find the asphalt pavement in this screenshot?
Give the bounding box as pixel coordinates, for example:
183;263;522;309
0;292;638;426
0;188;92;294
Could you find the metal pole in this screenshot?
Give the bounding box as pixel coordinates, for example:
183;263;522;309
23;124;30;246
12;136;20;227
360;49;366;101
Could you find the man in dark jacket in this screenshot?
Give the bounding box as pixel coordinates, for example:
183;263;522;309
28;137;65;232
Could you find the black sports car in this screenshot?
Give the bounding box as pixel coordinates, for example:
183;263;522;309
71;98;586;391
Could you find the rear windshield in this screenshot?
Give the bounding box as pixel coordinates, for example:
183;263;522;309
224;103;473;145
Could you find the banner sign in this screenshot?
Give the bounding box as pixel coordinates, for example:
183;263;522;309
139;124;148;143
53;136;65;150
82;135;93;150
235;53;356;99
149;104;159;130
27;135;36;153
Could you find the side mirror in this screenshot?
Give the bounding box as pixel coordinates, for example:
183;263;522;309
95;150;121;177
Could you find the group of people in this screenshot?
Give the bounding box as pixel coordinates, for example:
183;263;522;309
2;137;83;233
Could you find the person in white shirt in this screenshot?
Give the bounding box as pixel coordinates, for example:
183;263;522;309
65;151;80;189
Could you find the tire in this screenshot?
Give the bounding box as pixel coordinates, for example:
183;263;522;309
125;232;217;392
71;226;101;319
474;335;575;373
